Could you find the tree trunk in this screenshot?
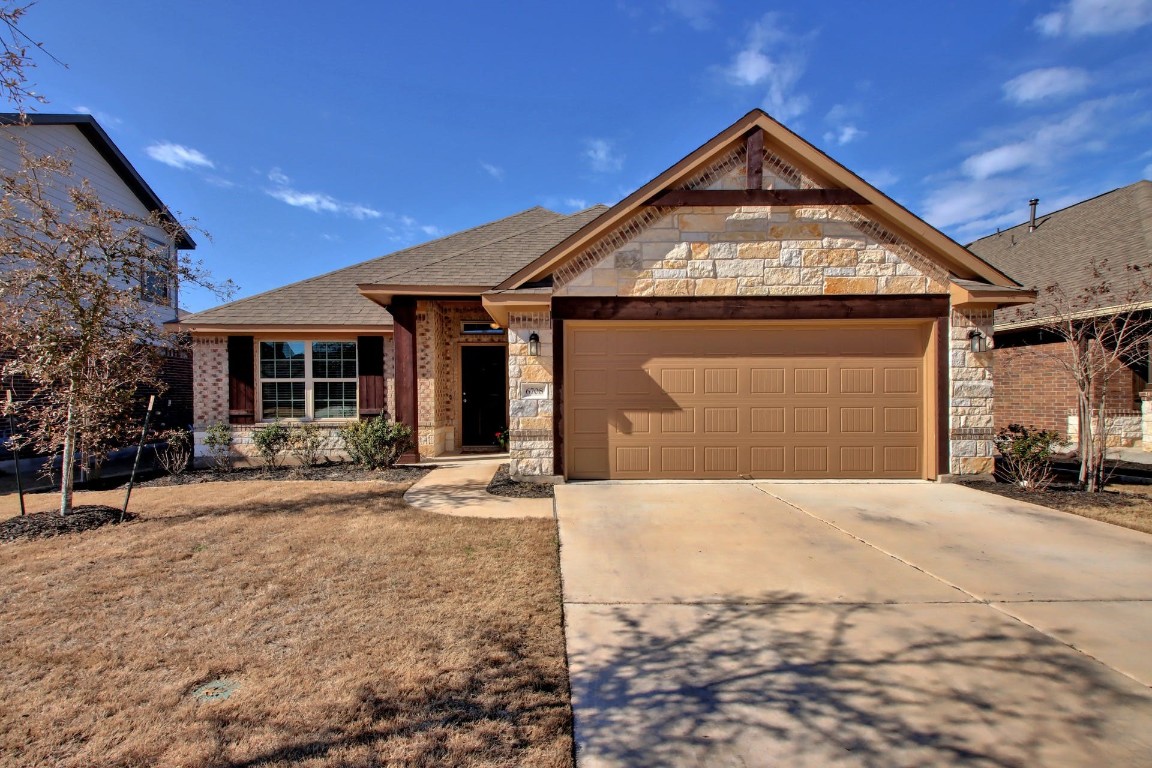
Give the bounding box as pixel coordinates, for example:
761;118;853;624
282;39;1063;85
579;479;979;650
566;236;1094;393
1077;392;1092;490
59;389;76;516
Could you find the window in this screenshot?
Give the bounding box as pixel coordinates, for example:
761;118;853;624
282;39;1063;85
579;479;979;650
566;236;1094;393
461;321;503;336
259;340;357;420
141;238;172;304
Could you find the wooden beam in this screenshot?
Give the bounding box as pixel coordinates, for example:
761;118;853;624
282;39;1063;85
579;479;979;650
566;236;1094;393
552;318;565;478
746;129;764;190
390;297;420;463
643;188;868;207
936;315;950;478
552;295;950;322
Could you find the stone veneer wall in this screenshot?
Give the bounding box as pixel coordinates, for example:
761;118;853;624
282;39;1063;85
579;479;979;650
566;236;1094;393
1143;391;1152;452
555;159;948;299
1066;411;1143;448
507;312;554;477
949;308;996;474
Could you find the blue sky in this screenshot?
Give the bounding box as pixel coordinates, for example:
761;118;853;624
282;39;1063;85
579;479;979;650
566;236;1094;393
14;0;1152;311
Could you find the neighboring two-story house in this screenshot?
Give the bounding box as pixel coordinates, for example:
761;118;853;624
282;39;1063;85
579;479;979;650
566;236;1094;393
0;113;197;434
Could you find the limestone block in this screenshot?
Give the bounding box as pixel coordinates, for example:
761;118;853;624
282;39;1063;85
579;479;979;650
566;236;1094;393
716;260;764;278
953;381;993;398
793;207;831;220
653;279;693;296
678;213;728;232
686;260;717;278
781;248;802;267
803;248;858;268
824;267;857;277
651;268;688;280
710;242;738;259
882;276;929;293
824;276;879;294
690;242;710;259
695;277;740;296
737;241;782;260
768;222;823;239
763;267;803;285
952;439;977;457
822;237;868;249
768;284;823;296
619;278;655;296
510;400;539;418
856;263;897;277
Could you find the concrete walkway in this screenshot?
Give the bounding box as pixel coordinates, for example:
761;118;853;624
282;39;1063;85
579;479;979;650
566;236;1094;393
558;481;1152;767
403;455;552;518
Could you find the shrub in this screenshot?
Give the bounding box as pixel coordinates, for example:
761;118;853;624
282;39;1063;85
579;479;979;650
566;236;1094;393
339;416;413;470
289;422;326;468
252;422;291;469
203;422;233;472
156;428;192;475
994;424;1060;491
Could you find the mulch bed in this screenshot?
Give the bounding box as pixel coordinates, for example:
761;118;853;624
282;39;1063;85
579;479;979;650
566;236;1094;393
486;463;555;499
1;505;133;544
959;479;1148;513
136;463;431;487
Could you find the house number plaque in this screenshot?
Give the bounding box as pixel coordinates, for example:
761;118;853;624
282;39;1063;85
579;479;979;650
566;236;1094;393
521;384;549;400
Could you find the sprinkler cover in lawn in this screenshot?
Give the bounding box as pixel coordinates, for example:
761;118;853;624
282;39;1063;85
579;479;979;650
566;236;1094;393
191;678;238;702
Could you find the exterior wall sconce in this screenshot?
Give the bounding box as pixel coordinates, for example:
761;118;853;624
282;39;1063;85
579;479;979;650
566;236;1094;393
968;329;989;353
528;332;540;356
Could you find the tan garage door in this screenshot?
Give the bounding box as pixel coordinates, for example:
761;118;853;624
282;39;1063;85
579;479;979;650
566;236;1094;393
565;321;935;480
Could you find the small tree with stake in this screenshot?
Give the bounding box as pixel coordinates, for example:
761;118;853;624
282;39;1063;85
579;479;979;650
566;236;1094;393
0;145;229;515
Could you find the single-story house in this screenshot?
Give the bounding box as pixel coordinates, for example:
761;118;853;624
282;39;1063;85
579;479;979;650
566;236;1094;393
967;181;1151;450
180;109;1034;480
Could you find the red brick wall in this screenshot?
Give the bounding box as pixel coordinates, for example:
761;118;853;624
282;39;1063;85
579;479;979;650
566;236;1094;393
993;338;1144;436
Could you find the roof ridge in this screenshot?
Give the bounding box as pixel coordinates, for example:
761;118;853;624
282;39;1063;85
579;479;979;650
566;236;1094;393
182;206;559;321
966;180;1150;246
365;206;594;285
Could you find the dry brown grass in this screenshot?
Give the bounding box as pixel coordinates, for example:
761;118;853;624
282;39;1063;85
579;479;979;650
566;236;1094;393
0;480;572;767
971;481;1152;536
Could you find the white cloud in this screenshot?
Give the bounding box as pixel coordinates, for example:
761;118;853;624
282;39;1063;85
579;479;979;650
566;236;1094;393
824;124;861;146
922;177;1030;231
1003;67;1091;104
145;142;214;170
1035;0;1152;37
73;105;122;126
1144;162;1152;177
862;169;900;189
584;139;624;173
665;0;716;30
723;14;810;122
960;102;1100;179
564;197;589;210
480;162;505;181
265;167;381;219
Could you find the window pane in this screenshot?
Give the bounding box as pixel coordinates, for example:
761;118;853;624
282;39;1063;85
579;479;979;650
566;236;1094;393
315;381;357;419
312;341;357;380
260;341;305;379
261;382;305;419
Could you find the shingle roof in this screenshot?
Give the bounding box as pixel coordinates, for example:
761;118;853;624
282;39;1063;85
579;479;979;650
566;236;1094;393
967;180;1152;328
181;206;606;327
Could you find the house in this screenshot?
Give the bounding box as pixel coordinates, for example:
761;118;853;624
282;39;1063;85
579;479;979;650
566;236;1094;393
967;182;1152;450
0;113;197;431
181;109;1034;480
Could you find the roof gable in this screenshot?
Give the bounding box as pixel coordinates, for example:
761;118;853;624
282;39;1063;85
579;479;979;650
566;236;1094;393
499;109;1017;291
0;113;196;249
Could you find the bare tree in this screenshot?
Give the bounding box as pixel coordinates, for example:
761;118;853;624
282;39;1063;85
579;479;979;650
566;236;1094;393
0;2;61;113
0;145;230;514
1015;257;1152;491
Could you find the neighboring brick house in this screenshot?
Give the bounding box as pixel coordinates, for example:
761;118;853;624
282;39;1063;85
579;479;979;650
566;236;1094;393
968;181;1151;448
0;113;197;435
181;109;1033;480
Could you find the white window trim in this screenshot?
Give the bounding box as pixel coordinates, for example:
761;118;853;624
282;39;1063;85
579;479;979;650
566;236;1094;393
256;339;359;422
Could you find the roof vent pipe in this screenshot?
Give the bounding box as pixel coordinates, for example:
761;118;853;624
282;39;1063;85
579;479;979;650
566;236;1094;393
1028;198;1039;232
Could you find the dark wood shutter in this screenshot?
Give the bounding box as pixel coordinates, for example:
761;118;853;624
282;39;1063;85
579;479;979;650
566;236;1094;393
227;335;255;424
357;335;386;419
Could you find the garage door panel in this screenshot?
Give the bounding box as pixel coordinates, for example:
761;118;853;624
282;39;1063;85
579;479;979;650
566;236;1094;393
566;323;930;480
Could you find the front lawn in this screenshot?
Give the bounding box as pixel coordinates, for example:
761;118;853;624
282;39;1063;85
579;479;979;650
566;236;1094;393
964;480;1152;535
0;479;571;767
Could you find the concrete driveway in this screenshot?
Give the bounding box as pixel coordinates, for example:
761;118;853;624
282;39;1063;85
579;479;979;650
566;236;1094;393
556;481;1152;767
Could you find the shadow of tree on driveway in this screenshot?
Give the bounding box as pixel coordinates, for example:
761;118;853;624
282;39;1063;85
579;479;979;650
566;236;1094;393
568;596;1152;766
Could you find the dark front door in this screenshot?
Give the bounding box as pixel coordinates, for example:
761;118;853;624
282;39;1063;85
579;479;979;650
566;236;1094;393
461;345;507;448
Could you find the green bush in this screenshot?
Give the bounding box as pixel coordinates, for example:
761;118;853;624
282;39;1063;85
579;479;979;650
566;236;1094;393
339;416;413;470
252;422;291;469
993;423;1061;491
289;422;326;468
203;423;233;472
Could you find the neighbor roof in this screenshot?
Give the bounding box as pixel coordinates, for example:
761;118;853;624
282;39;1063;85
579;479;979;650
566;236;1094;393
0;113;196;249
967;180;1152;329
181;206;606;329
